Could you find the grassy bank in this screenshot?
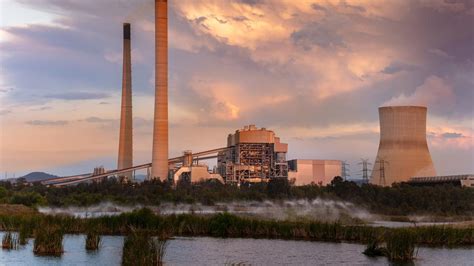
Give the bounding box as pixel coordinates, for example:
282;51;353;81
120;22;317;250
0;208;472;247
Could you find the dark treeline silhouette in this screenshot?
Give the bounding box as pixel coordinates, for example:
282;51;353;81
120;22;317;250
0;176;472;216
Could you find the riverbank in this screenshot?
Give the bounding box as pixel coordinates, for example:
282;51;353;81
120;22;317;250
0;208;472;247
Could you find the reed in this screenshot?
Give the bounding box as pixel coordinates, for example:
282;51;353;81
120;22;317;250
85;231;101;251
0;209;472;248
122;228;168;266
385;229;418;262
2;232;18;250
362;234;385;257
33;223;64;256
18;224;31;245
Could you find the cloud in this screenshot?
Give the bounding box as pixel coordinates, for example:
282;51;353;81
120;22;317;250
441;132;463;139
44;92;110;100
0;109;11;116
30;106;52;111
381;61;416;74
26;120;68;126
82;116;116;123
428;48;453;59
382;75;455;110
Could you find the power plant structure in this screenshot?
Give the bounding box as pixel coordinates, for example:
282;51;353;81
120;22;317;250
370;106;436;186
217;125;289;184
38;2;467;190
151;0;169;181
117;23;133;180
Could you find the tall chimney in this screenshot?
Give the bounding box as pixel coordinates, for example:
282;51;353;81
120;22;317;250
370;106;436;186
117;23;133;180
151;0;169;180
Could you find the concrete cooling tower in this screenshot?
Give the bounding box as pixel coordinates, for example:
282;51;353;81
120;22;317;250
117;23;133;180
151;0;169;180
370;106;436;186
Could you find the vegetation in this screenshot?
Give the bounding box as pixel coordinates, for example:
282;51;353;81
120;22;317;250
122;228;168;266
2;232;18;250
0;209;472;247
33;223;64;256
363;229;418;262
0;177;472;217
18;224;31;245
385;229;418;261
85;230;101;251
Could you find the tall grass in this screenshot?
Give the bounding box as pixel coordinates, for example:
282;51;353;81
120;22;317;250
18;224;31;245
385;229;418;262
85;231;101;251
122;228;168;266
33;223;64;256
2;232;18;250
0;209;472;248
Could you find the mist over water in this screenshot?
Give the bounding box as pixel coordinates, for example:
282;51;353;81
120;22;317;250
38;199;377;222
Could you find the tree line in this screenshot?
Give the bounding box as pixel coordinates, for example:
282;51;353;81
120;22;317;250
0;176;472;216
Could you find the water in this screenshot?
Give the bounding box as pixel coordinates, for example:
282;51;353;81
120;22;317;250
1;232;472;265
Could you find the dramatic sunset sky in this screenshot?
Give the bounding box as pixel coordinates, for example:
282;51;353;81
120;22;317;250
0;0;473;177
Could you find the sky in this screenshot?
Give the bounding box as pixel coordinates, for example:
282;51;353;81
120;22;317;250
0;0;473;178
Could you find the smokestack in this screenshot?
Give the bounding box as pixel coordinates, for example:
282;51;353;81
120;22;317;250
117;23;133;180
151;0;168;180
370;106;436;186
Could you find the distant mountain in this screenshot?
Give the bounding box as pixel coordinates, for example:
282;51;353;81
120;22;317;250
19;172;58;182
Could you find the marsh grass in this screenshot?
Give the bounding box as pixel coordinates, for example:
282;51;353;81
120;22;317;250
2;232;18;250
33;224;64;256
18;224;31;245
85;231;101;251
122;228;169;266
362;234;385;257
0;209;471;248
385;229;418;262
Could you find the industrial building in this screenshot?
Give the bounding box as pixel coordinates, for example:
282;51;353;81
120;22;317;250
288;160;342;186
217;125;289;184
370;106;436;186
407;175;474;188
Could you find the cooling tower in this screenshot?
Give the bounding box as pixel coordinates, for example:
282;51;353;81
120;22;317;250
370;106;436;186
151;0;169;180
117;23;133;180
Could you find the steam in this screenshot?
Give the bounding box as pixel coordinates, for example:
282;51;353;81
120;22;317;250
38;199;377;223
382;75;454;108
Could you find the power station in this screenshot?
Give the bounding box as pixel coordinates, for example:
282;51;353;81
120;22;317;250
36;1;472;189
217;125;289;184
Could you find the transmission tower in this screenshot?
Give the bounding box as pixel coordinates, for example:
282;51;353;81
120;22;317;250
358;158;372;183
341;161;350;181
374;158;389;186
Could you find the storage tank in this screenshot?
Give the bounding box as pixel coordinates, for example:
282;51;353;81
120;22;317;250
370;106;436;186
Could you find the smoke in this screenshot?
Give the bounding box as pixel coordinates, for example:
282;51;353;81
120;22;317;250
382;75;455;109
37;199;378;223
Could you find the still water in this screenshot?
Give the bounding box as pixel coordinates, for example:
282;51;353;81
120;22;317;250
0;233;472;265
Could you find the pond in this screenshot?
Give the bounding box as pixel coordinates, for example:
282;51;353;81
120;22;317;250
1;232;472;265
